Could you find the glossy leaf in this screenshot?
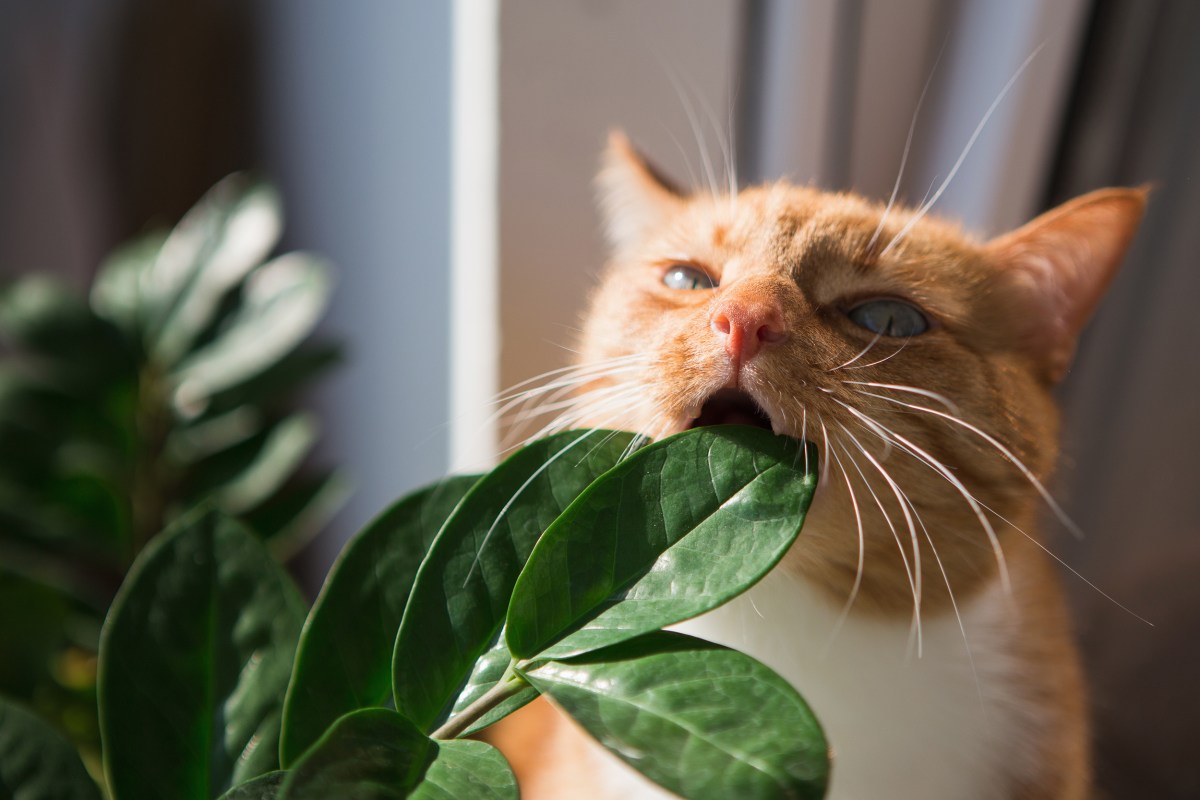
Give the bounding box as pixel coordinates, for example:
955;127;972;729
99;509;307;799
216;772;286;800
392;430;637;733
280;476;479;766
280;709;515;800
171;254;332;417
521;632;828;800
0;696;103;800
410;738;517;800
507;425;817;660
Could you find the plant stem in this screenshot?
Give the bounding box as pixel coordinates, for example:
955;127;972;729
430;666;530;740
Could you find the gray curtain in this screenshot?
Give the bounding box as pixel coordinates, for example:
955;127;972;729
1048;2;1200;796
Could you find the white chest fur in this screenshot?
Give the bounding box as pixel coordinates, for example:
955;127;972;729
668;570;1045;800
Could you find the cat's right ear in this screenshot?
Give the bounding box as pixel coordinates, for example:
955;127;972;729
597;131;685;253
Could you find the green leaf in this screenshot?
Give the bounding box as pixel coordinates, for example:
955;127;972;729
130;177;278;342
202;343;342;417
0;696;103;800
0;276;133;387
197;413;320;515
216;772;286;800
392;430;637;733
249;470;352;559
520;632;828;800
90;229;169;336
279;476;479;767
279;709;515;800
99;509;307;799
507;426;817;660
170;254;332;417
409;739;517;800
151;181;283;364
280;709;432;800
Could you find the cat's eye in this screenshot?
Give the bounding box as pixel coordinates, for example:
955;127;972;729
662;264;717;291
846;298;930;337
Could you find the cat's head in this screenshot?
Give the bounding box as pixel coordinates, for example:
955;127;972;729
567;132;1145;612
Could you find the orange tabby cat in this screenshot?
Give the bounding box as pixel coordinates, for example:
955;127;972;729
487;132;1146;800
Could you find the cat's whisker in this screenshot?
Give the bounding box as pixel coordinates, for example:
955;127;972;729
508;382;644;425
827;328;885;372
828;396;1012;597
881;44;1045;257
845;382;962;417
977;499;1153;627
821;436;868;657
817;414;832;488
664;129;702;194
494;371;644;431
801;408;810;476
859;390;1084;540
836;424;924;657
843;338;911;371
663;64;721;198
913;499;984;705
517;386;642;443
687;75;737;209
534;394;645;442
493;355;646;405
866;39;945;253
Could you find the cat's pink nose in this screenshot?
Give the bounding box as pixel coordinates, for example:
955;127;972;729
710;296;787;364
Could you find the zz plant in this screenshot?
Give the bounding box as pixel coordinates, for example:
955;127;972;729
0;177;342;768
17;424;828;799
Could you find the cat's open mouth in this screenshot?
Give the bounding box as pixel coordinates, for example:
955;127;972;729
687;388;774;431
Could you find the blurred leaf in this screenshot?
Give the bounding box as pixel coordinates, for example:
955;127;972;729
0;276;134;388
248;470;351;558
200;413;319;516
203;343;342;418
217;772;286;800
137;177;281;347
0;696;103;800
520;632;828;800
99;509;306;799
170;254;332;417
280;476;478;767
279;710;515;800
166;406;264;464
152;181;283;364
0;570;71;695
507;426;816;660
392;430;637;733
90;230;169;338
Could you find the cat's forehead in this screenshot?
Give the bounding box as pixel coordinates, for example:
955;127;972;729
665;183;978;280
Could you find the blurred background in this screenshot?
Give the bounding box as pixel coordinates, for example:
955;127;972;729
0;0;1196;796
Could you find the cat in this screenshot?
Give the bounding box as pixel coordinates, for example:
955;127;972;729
486;131;1146;800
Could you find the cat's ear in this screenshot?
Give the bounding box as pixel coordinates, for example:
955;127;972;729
986;187;1148;382
597;131;685;253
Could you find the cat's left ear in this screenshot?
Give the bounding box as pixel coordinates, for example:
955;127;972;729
986;187;1148;382
597;131;685;254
